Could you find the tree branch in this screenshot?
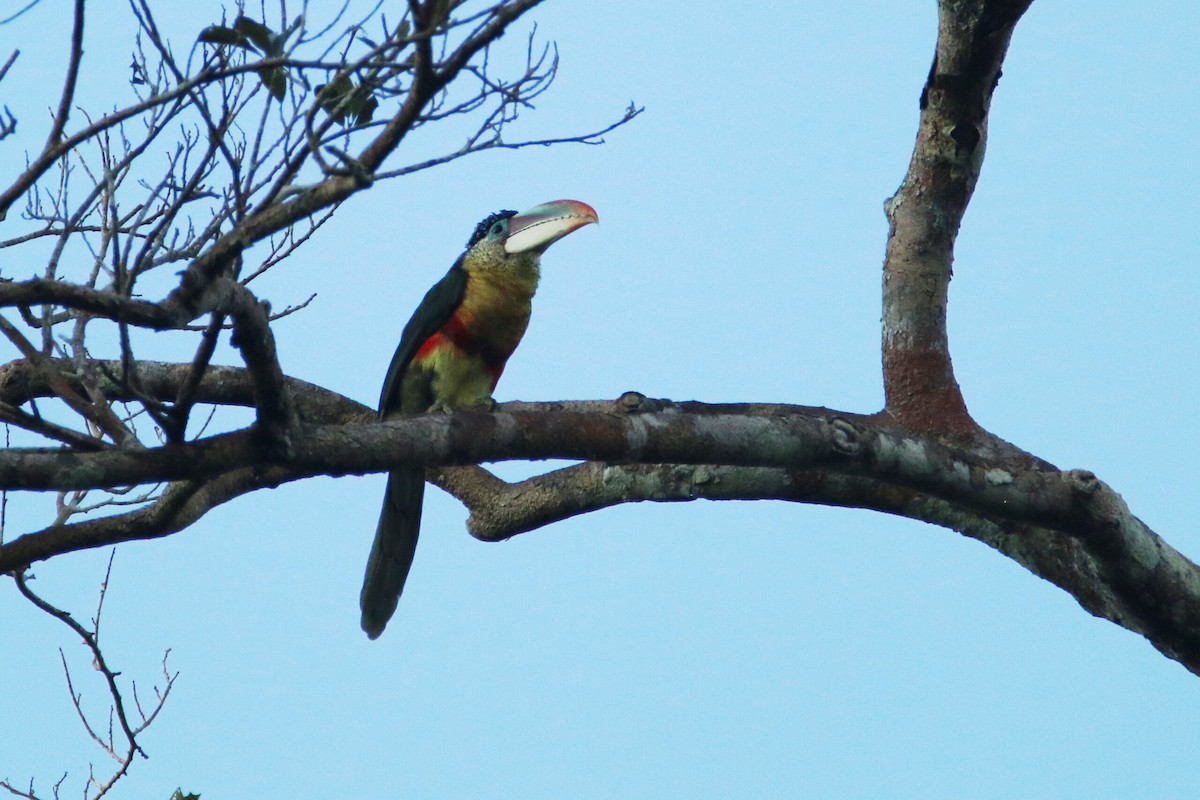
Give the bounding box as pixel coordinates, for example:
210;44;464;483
0;358;367;424
881;0;1035;430
0;391;1196;675
214;279;294;441
44;0;85;153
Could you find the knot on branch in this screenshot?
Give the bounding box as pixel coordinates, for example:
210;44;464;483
1066;469;1100;497
1065;468;1136;534
830;417;862;456
615;391;664;414
325;146;375;187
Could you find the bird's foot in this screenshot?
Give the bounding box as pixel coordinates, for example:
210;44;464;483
427;396;497;414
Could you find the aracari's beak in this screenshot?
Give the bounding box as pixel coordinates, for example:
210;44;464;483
503;199;599;255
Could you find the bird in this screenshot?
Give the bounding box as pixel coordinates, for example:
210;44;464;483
359;199;599;639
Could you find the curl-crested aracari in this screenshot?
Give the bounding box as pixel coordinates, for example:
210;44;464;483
360;199;599;639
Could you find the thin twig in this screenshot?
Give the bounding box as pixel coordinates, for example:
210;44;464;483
45;0;86;151
9;558;175;799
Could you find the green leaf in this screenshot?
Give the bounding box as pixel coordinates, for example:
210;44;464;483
318;75;354;101
353;94;379;126
316;75;379;126
169;790;200;800
258;67;287;100
199;15;290;100
316;75;353;121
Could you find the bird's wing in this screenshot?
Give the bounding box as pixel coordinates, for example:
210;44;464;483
378;259;468;415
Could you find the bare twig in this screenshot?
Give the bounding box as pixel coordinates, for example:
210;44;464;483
44;0;86;152
0;2;41;26
0;49;18;83
9;556;175;799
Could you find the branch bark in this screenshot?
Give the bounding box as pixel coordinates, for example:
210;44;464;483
881;0;1034;430
0;385;1197;675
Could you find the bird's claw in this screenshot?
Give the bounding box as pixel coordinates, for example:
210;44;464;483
427;396;497;414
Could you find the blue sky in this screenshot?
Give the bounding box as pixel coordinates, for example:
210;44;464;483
2;1;1199;797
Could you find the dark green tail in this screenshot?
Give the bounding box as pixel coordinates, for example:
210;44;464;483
360;467;424;638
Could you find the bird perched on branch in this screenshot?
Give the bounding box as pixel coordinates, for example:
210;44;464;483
360;199;599;639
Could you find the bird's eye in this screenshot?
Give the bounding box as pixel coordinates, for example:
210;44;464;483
490;221;505;236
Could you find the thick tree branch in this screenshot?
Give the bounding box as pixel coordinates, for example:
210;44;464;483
0;391;1195;675
0;277;294;437
435;453;1200;674
0;278;177;328
0;358;366;424
218;280;294;441
0;406;866;493
429;462;891;540
881;0;1034;430
4;467;300;566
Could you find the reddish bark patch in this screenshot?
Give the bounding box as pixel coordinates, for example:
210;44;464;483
883;347;977;435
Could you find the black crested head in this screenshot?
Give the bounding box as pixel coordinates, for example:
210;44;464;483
467;210;517;248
